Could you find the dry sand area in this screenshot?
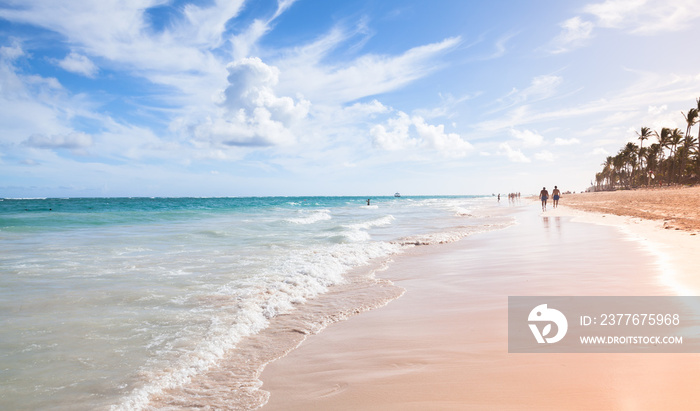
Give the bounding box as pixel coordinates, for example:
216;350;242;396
564;186;700;231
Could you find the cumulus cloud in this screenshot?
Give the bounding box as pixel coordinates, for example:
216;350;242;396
193;57;310;147
371;112;472;157
509;128;544;147
370;112;416;151
498;142;530;163
413;117;474;157
57;52;98;77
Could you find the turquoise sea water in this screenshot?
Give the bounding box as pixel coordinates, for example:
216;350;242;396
0;196;508;410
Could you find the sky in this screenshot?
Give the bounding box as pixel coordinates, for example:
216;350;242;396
2;0;700;197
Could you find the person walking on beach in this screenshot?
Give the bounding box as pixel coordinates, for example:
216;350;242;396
552;186;561;208
539;187;549;211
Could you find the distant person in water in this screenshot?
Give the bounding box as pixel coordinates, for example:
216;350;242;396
539;187;549;211
552;186;561;208
367;199;370;206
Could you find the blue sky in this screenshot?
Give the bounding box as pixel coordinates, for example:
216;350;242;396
2;0;700;197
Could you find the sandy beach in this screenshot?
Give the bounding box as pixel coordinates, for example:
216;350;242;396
259;190;700;410
564;186;700;232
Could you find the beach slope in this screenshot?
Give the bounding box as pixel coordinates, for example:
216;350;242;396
260;202;700;410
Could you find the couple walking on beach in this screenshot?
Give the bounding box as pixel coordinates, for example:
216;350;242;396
539;186;560;211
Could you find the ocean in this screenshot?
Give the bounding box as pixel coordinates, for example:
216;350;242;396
0;196;512;410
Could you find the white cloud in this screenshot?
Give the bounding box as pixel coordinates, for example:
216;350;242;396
554;137;581;146
499;75;563;109
57;52;98;77
498;142;530;163
0;0;239;103
481;32;518;60
548;0;700;54
0;48;77;145
275;34;462;104
548;16;595;54
583;0;645;29
523;75;563;101
0;41;24;60
370;112;416;151
191;57;310;147
534;150;555;161
509;128;544;147
23;132;93;149
590;147;610;156
583;0;700;34
413;117;473;157
230;0;296;60
371;112;472;157
343;100;390;117
181;0;247;47
648;104;667;115
477;71;700;134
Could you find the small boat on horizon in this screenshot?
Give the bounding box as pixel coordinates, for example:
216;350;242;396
394;192;401;197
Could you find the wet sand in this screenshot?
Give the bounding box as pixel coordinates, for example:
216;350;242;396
259;203;700;410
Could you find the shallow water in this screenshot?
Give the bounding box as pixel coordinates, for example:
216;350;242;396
0;196;510;410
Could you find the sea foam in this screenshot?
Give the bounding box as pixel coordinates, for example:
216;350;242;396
0;195;505;410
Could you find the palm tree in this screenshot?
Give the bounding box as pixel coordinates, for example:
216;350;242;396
638;146;648;184
592;98;700;188
683;108;698;152
655;128;669;183
613;153;625;189
624;142;639;186
678;134;697;181
616;142;638;187
696;97;700;168
636;127;652;176
602;156;614;190
669;128;684;183
646;143;661;185
595;172;604;191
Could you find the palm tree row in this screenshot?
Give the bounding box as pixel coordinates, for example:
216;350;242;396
594;97;700;191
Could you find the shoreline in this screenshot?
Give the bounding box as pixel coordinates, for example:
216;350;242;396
562;186;700;295
549;204;700;296
141;198;513;409
259;199;700;410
